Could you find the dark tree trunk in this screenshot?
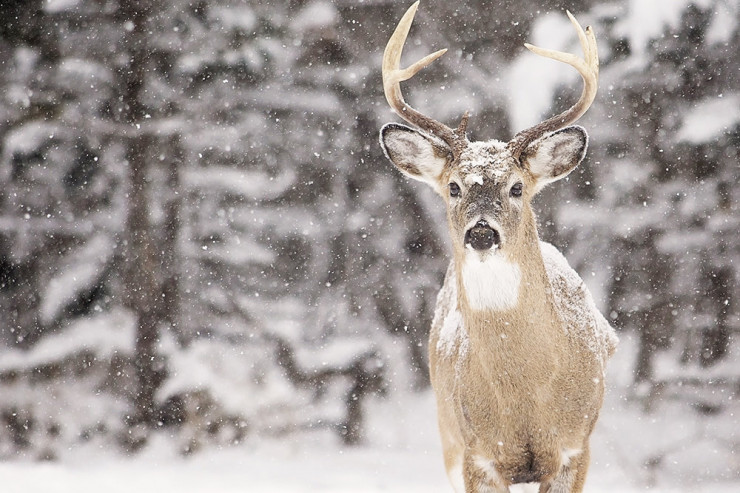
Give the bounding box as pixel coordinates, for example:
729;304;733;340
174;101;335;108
700;266;733;367
161;135;183;339
119;0;164;426
125;131;164;425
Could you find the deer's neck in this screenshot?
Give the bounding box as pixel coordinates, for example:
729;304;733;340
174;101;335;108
454;217;554;339
454;232;560;384
455;211;549;306
459;252;522;311
456;247;550;317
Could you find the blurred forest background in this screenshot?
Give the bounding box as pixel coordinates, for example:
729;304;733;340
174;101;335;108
0;0;737;480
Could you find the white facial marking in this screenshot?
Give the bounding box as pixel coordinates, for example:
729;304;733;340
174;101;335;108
462;252;521;311
464;173;484;186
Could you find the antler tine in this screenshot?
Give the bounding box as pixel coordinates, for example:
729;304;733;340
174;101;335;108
508;11;599;159
383;1;462;151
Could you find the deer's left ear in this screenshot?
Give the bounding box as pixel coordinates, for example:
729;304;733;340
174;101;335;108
521;126;588;192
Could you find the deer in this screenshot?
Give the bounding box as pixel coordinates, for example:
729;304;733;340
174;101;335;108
378;3;618;492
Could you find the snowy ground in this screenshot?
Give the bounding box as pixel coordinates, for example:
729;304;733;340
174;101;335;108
1;334;738;492
2;424;737;493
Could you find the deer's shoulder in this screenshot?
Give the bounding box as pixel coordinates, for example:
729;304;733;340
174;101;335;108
540;241;618;364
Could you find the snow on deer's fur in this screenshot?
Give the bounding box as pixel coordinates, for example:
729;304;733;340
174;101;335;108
378;3;618;492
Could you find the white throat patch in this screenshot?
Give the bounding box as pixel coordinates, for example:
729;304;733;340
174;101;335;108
461;252;521;311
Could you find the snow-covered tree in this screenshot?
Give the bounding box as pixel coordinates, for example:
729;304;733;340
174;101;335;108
0;0;737;474
547;0;739;391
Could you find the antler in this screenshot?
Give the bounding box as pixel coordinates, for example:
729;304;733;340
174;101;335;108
383;1;468;155
508;11;599;159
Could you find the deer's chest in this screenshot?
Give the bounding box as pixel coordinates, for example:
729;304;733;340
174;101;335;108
460;253;522;311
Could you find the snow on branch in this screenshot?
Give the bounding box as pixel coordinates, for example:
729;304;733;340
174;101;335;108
182;165;296;201
0;308;136;373
677;94;740;144
39;234;115;325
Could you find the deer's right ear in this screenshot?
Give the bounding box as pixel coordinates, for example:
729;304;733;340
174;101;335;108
380;123;451;188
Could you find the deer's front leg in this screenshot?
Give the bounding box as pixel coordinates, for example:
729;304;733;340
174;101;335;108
463;452;509;493
538;445;590;493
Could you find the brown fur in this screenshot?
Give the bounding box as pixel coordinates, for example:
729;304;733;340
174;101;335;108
379;10;613;489
431;209;607;491
380;128;617;492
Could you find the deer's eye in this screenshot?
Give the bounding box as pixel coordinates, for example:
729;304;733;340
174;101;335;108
449;182;461;197
510;182;523;197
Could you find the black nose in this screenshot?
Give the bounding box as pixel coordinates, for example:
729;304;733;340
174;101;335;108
464;220;500;250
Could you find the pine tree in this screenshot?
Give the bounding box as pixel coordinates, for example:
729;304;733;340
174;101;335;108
553;0;739;400
0;0;736;462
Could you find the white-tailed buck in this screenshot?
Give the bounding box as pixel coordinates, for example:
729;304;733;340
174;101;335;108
379;3;618;492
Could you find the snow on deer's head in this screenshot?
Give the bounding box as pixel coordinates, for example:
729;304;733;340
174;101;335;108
381;123;587;259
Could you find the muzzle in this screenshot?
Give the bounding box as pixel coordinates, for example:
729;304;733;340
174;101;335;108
464;220;500;251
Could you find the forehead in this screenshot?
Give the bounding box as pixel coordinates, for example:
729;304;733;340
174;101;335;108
454;140;517;185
